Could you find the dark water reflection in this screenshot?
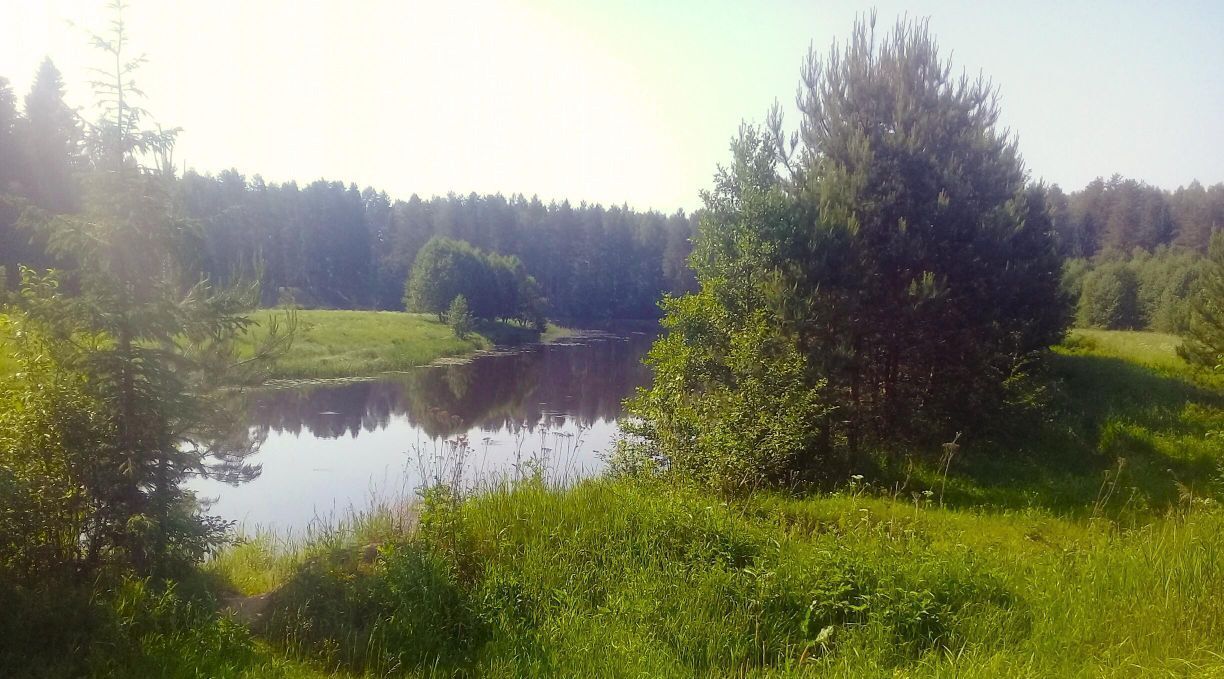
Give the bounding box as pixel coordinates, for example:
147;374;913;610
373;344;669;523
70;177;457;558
250;331;652;440
189;330;656;531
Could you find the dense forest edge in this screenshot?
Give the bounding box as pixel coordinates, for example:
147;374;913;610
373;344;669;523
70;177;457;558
1;3;1223;678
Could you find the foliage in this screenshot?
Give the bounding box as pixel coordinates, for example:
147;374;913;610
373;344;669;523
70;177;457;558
630;14;1070;489
1069;246;1207;333
0;576;313;678
0;310;110;578
204;333;1222;676
1180;231;1224;371
447;294;473;339
1134;246;1203;333
1;329;1220;676
1075;259;1142;329
0;3;292;579
1052;174;1224;258
621;266;834;492
404;236;545;325
262;538;487;675
203;470;1224;677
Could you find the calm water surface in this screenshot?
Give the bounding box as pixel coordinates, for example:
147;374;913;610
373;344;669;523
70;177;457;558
189;329;656;532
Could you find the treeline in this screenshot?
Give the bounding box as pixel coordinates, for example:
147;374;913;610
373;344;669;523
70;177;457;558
1048;177;1223;332
178;174;699;318
1;58;1219;330
1050;175;1222;257
0;60;697;319
1064;247;1202;332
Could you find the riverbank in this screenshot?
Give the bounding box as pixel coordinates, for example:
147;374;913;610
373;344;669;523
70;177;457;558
5;329;1220;676
239;309;573;380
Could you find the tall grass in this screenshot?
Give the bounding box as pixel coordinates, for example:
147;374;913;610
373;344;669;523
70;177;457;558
184;478;1224;677
4;328;1222;676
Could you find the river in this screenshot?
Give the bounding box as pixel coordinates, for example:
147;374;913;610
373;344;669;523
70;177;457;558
188;328;657;532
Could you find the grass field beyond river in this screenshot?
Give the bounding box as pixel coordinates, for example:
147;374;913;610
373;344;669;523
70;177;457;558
239;309;568;380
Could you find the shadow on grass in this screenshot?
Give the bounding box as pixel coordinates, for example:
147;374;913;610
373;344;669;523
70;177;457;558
253;540;484;677
926;353;1224;517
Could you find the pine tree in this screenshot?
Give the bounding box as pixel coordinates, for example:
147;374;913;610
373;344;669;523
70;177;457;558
783;13;1068;443
628;14;1070;489
1180;231;1224;371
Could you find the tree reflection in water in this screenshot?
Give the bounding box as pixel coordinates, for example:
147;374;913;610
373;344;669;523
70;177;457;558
248;331;655;441
189;330;657;530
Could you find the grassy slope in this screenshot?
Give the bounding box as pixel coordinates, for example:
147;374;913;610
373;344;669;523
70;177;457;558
190;331;1223;678
5;331;1223;677
239;309;568;380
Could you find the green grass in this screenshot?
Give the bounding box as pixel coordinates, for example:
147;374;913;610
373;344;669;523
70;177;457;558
240;309;568;380
179;478;1224;678
0;309;569;381
913;328;1223;518
1064;328;1190;372
5;329;1224;677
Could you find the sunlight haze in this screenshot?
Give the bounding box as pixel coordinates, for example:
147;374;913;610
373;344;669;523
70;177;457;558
3;0;1222;211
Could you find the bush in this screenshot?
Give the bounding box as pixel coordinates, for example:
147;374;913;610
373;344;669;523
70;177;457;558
622;291;834;493
0;577;289;679
447;294;473;339
263;539;486;675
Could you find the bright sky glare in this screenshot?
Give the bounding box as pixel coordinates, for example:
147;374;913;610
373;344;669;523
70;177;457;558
3;0;1222;212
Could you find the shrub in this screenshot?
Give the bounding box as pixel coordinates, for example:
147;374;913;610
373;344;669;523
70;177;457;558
447;294;473;339
622;291;834;493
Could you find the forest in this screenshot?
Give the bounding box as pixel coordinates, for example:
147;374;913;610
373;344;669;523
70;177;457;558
0;61;696;319
2;58;1219;326
1;3;1223;678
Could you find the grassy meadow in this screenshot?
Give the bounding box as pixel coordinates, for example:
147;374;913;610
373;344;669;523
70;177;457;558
0;309;567;381
6;328;1221;677
238;309;568;380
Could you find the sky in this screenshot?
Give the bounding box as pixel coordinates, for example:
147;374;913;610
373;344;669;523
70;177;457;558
2;0;1222;213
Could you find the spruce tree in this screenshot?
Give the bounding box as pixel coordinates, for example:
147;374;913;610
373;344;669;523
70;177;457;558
1180;231;1224;371
0;76;22;289
7;0;293;575
21;58;80;212
0;76;19;191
